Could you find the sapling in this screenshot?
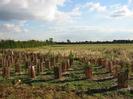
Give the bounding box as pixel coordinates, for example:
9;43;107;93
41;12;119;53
84;62;93;79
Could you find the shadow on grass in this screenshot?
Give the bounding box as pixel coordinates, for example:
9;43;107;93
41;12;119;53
52;77;87;83
94;76;115;82
88;85;118;94
92;65;103;68
93;71;109;75
67;68;84;72
76;85;119;95
23;78;55;85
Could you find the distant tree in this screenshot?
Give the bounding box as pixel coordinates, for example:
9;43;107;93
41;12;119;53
45;38;54;45
49;38;53;43
67;39;71;43
45;40;49;45
0;40;46;48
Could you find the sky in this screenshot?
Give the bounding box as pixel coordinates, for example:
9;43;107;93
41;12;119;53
0;0;133;41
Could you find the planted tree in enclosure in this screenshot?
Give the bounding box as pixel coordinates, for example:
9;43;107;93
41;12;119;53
0;58;2;67
15;62;21;74
97;58;101;66
61;60;67;73
118;67;129;88
40;62;45;73
54;63;62;79
28;65;36;79
103;59;108;69
84;63;93;79
2;66;10;79
36;59;41;75
131;61;133;72
108;61;113;73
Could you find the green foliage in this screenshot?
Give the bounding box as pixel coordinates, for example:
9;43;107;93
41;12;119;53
95;93;104;99
68;51;74;59
0;40;46;48
45;38;54;45
83;63;91;69
0;38;55;48
69;72;79;80
63;83;76;91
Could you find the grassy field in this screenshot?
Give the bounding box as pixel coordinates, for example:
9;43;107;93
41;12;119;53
1;44;133;99
14;44;133;57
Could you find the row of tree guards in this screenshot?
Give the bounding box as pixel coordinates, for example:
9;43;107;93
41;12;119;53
0;50;73;80
82;57;129;89
0;50;131;89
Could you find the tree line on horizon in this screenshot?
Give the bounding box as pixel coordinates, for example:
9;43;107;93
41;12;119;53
0;38;54;48
0;39;133;48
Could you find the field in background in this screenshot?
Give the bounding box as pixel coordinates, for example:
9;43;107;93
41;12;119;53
15;44;133;53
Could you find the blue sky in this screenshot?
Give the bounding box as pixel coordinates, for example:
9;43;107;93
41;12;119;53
0;0;133;41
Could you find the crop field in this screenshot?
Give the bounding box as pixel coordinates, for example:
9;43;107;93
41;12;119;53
0;44;133;99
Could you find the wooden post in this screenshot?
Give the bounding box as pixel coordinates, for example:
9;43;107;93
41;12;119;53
118;69;128;88
54;64;62;79
2;66;10;79
108;61;113;73
0;58;2;67
131;61;133;72
45;60;51;69
29;65;36;79
15;62;21;74
66;59;70;69
97;58;103;66
69;58;73;67
61;60;67;73
112;66;118;77
103;59;108;69
40;62;45;73
36;59;41;74
85;67;93;79
50;57;54;68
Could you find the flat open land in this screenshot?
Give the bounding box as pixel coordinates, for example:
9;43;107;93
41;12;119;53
0;44;133;99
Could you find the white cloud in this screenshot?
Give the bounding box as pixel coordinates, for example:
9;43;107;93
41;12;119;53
0;1;133;41
83;1;133;19
128;0;133;4
0;23;27;33
55;7;81;23
46;25;133;35
0;0;80;23
84;2;107;13
1;24;133;41
110;5;133;18
49;25;133;41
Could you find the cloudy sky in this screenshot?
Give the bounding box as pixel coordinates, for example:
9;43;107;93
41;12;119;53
0;0;133;41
